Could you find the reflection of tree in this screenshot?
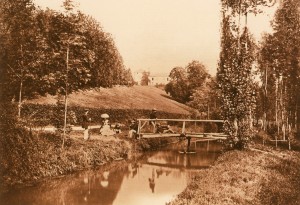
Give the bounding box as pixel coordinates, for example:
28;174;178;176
131;162;139;178
156;168;163;178
148;169;155;193
0;162;129;205
67;164;129;205
145;142;222;170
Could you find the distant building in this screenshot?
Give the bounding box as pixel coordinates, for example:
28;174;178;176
132;70;170;86
149;74;170;86
132;70;144;85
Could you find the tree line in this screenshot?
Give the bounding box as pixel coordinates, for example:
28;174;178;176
218;0;299;148
258;0;300;139
166;0;299;148
165;60;220;119
0;0;134;104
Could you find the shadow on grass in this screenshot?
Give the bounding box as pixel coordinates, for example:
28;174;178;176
160;93;175;101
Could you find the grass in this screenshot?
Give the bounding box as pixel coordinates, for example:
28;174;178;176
26;86;192;115
167;145;300;205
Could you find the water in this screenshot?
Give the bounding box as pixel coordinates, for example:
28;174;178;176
0;141;222;205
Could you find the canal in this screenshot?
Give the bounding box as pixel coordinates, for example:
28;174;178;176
0;140;222;205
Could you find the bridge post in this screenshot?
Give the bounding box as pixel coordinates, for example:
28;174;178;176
207;139;210;151
187;136;191;152
138;120;141;139
182;121;186;133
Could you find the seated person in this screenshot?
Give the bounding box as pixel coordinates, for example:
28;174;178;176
113;123;122;134
156;123;174;134
129;120;139;139
149;108;157;133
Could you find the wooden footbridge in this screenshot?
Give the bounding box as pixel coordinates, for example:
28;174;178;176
136;119;227;151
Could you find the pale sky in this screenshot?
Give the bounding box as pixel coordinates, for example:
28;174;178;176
34;0;277;75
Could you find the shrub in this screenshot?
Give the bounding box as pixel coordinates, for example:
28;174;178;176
22;104;189;127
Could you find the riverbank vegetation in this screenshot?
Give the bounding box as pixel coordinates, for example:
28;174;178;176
168;143;300;205
0;108;130;187
0;0;299;204
0;103;179;188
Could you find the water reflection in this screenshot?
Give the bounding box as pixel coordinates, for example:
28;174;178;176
148;169;155;193
0;141;222;205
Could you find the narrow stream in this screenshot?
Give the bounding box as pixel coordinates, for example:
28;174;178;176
0;140;222;205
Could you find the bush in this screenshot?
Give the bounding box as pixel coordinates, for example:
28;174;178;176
0;103;130;185
21;104;189;127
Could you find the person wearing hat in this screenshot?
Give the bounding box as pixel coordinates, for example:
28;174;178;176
149;108;157;133
82;109;91;140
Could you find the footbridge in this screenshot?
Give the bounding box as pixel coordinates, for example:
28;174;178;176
136;119;227;152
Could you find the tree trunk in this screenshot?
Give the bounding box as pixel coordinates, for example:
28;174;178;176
18;80;23;118
62;46;69;149
280;77;285;140
296;97;298;135
263;66;268;131
275;77;279;135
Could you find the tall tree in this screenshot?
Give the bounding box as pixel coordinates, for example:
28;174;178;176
217;0;268;148
58;0;91;148
258;0;300;137
0;0;37;117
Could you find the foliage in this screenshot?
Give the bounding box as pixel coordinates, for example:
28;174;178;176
165;61;211;104
0;0;133;103
0;0;38;117
187;77;221;119
218;2;258;149
21;103;189;126
186;60;209;90
257;0;300;138
0;103;130;185
221;0;277;15
165;67;190;103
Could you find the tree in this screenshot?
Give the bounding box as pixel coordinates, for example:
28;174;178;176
188;77;221;119
258;0;300;138
0;0;37;117
186;60;209;91
57;0;91;148
140;71;150;86
165;61;210;104
217;0;267;148
165;67;189;103
119;68;135;86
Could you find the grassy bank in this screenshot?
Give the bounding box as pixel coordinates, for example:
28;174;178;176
0;102;180;190
21;104;189;126
0;126;130;187
168;145;300;205
25;86;192;115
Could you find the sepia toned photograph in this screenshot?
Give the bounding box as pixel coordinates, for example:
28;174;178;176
0;0;299;204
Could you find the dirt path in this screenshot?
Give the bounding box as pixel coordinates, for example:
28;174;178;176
31;125;129;142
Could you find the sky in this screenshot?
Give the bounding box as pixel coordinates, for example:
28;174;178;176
33;0;277;75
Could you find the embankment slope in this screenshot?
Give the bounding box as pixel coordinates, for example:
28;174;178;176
26;86;192;115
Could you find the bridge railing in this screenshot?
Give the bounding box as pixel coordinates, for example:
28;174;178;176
136;119;226;139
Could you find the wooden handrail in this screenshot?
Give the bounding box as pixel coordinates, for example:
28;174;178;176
137;119;224;122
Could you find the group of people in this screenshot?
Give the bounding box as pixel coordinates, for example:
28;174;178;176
81;108;165;140
81;109;116;140
128;108;158;139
